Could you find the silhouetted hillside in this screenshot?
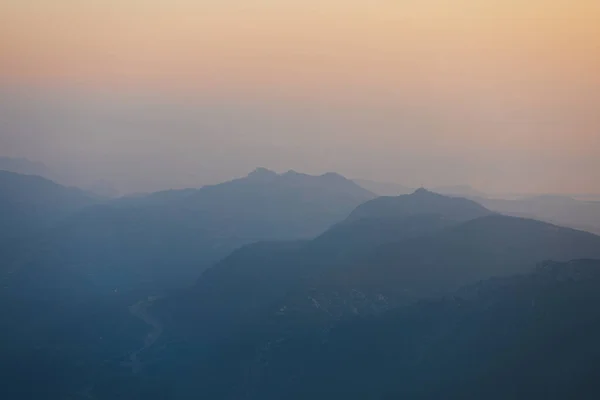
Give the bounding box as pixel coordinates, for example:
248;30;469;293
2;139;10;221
4;177;600;400
0;248;147;399
179;168;376;239
477;195;600;235
0;157;49;177
156;190;489;341
240;259;600;400
0;168;376;399
5;168;374;296
257;216;600;346
344;215;600;297
347;188;491;222
160;196;600;340
139;194;600;400
0;171;98;241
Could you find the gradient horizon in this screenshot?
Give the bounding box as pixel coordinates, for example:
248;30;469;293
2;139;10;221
1;0;599;194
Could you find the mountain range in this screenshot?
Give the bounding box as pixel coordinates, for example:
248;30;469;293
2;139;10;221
139;189;600;400
1;167;600;399
0;156;120;197
354;179;600;235
239;259;600;400
0;170;99;242
0;167;374;397
1;168;374;294
476;195;600;235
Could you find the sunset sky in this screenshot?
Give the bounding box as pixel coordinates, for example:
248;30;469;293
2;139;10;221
1;0;599;194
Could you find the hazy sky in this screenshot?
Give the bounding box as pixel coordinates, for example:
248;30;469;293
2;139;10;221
1;0;599;194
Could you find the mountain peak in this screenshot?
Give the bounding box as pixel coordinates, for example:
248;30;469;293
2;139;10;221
247;167;278;180
282;169;305;177
320;172;348;181
412;187;437;196
347;187;492;223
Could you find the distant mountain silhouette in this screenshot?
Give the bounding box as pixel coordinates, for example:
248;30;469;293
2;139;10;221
175;168;375;239
143;191;600;400
4;171;600;400
347;188;492;222
155;190;491;336
350;215;600;297
0;168;375;398
249;216;600;344
309;189;493;259
147;209;600;398
0;171;98;241
3;168;375;296
477;195;600;235
0;157;49;177
353;178;413;196
0;156;120;197
0;172;144;397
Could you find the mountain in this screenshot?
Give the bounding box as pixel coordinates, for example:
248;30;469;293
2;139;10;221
347;188;492;222
176;168;376;239
353;181;489;200
144;191;600;398
0;171;98;241
346;215;600;297
248;215;600;348
3;168;375;296
155;190;492;334
136;192;600;399
143;211;600;398
0;255;147;399
238;259;600;400
353;178;413;196
0;156;49;177
161;193;599;338
4;184;600;399
0;168;375;398
477;195;600;235
0;156;120;197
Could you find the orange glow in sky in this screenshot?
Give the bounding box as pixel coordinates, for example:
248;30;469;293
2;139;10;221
1;1;599;193
2;1;599;93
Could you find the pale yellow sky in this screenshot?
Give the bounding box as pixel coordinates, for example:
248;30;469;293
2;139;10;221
1;1;599;194
2;0;599;91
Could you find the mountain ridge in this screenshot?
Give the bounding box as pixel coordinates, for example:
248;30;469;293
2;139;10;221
0;170;99;241
347;188;493;222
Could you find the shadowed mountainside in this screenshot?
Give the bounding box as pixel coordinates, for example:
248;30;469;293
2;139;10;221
3;177;600;400
240;259;600;400
137;191;600;399
4;168;375;295
476;195;600;235
0;170;98;241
